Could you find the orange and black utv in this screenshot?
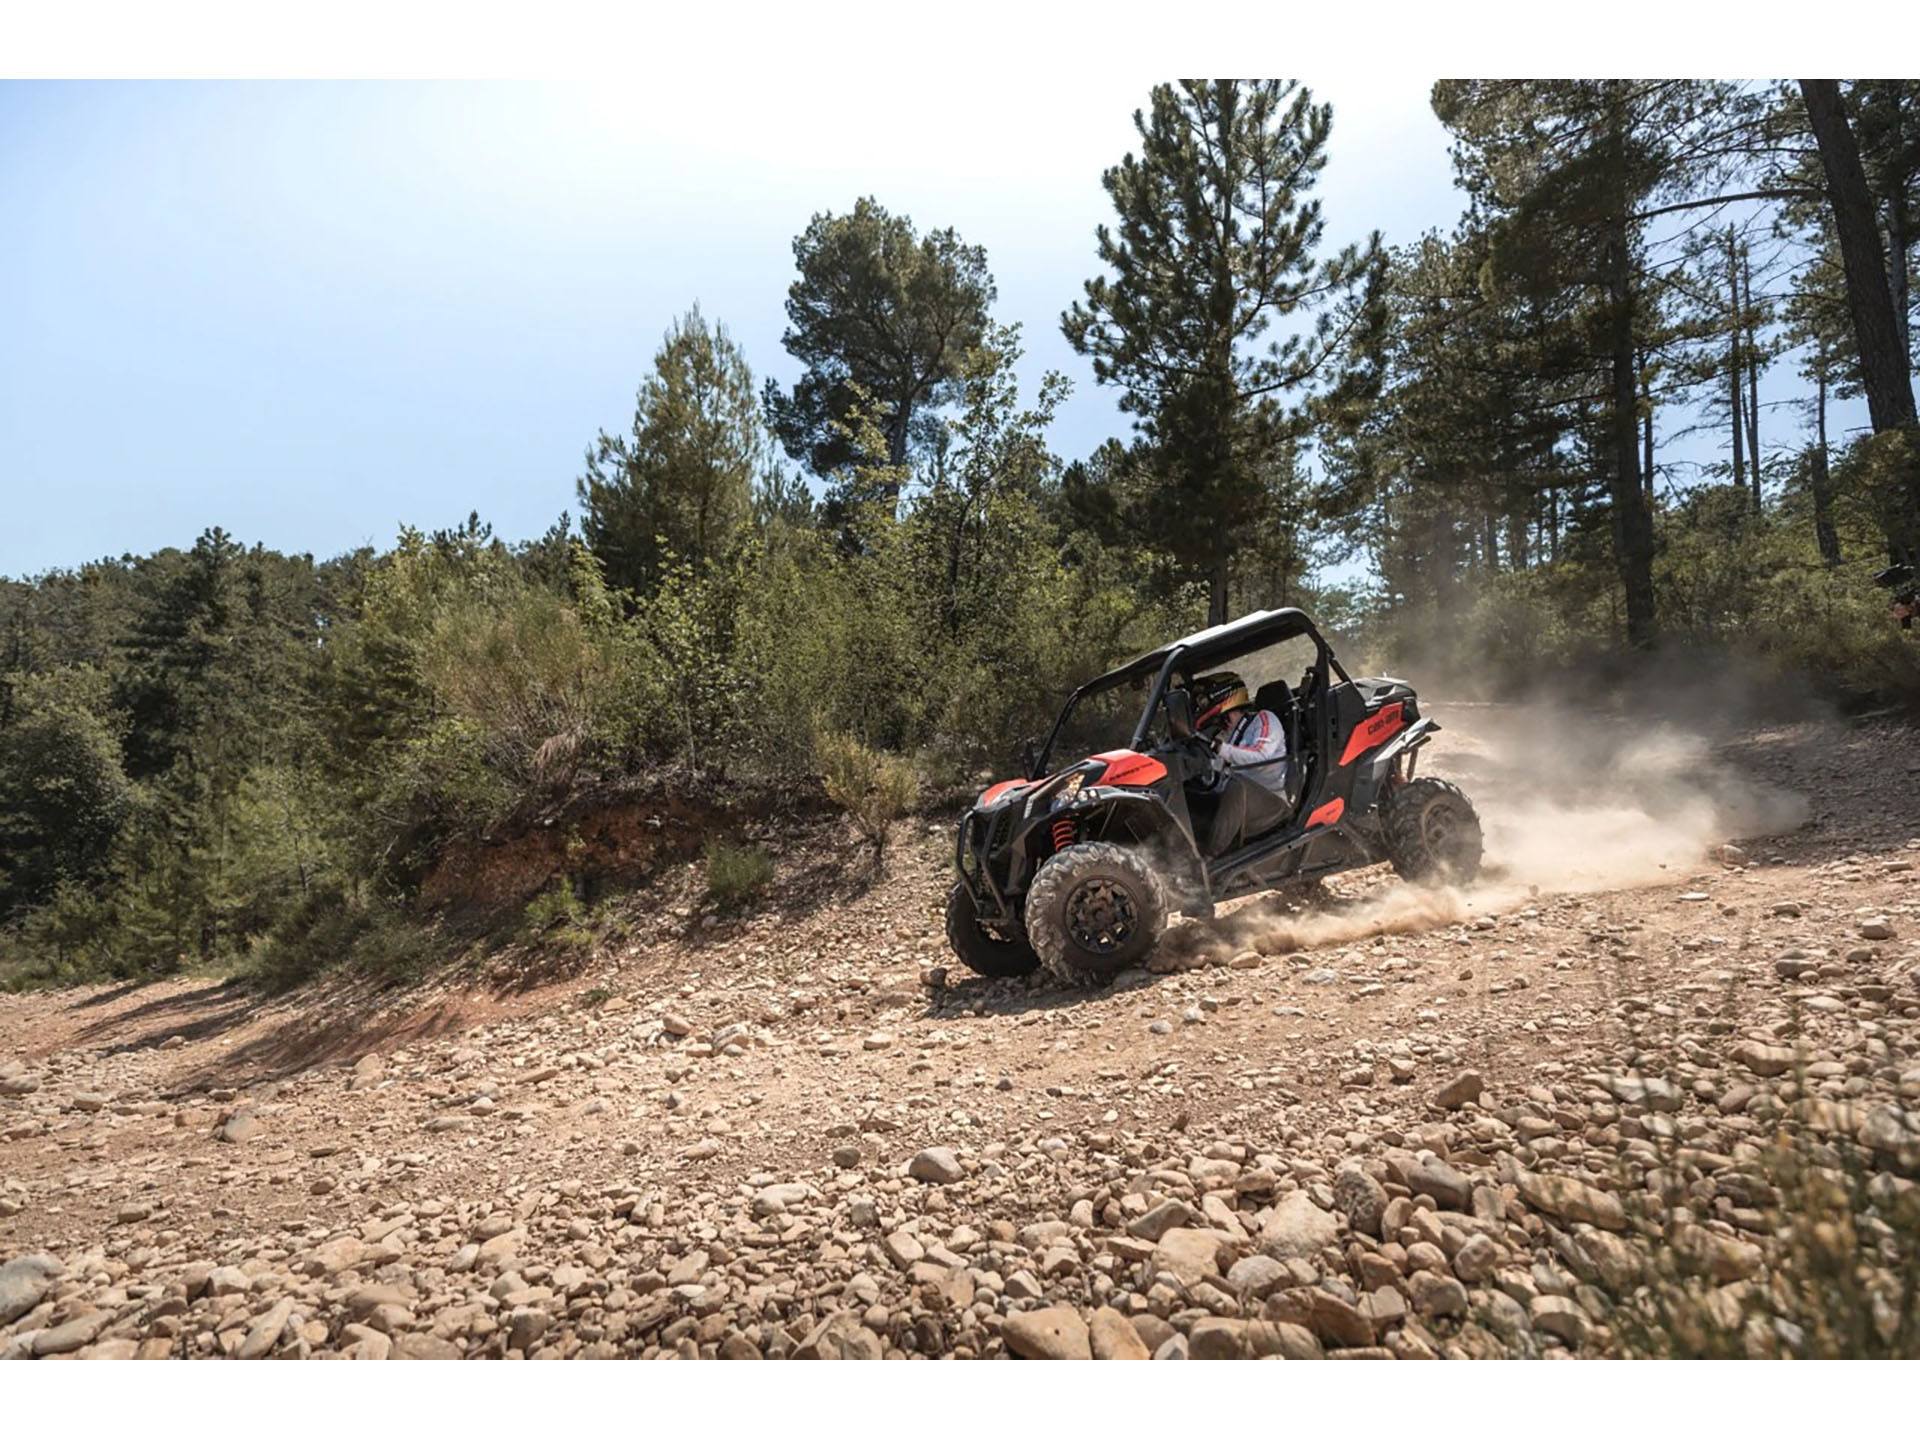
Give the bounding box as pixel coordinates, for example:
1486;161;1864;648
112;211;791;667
948;608;1482;985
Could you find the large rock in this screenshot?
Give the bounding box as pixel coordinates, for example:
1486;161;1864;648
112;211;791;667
0;1252;64;1324
218;1108;264;1144
1673;1225;1763;1282
908;1147;963;1184
1259;1191;1339;1259
1434;1071;1484;1110
1004;1305;1092;1360
1730;1041;1796;1078
1151;1228;1230;1287
794;1313;885;1359
1332;1164;1388;1237
237;1298;295;1359
1600;1073;1684;1113
1516;1171;1626;1230
1126;1198;1194;1241
1089;1307;1149;1359
1401;1156;1474;1211
348;1053;386;1090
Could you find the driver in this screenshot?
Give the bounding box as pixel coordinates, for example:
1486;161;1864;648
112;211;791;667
1190;671;1290;856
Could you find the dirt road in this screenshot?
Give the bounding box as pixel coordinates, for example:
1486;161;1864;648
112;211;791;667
3;712;1917;1359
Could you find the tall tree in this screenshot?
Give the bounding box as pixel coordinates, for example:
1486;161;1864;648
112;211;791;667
763;198;996;496
1063;80;1384;626
579;306;766;594
1801;79;1920;562
1434;80;1789;645
1798;82;1918;435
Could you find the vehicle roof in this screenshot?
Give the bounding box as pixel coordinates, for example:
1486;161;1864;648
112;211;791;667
1084;608;1327;694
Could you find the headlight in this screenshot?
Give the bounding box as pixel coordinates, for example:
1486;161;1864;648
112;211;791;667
1048;774;1084;811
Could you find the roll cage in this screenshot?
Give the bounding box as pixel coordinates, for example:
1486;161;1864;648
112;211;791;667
1028;608;1351;780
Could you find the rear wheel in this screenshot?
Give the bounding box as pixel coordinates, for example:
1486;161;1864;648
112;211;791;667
1384;778;1483;884
945;883;1039;978
1025;841;1168;986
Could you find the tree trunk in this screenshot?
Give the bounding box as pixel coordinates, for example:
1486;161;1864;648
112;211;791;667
1604;102;1658;648
1207;556;1229;628
1744;247;1764;507
1890;176;1911;365
1800;80;1917;431
1811;366;1842;565
1728;228;1747;498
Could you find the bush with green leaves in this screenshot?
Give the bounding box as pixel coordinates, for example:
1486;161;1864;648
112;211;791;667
704;838;774;907
814;727;920;853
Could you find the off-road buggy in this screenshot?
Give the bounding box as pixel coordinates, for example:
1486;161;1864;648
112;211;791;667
946;608;1483;985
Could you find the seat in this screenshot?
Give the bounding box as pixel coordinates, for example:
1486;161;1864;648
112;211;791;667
1250;678;1303;816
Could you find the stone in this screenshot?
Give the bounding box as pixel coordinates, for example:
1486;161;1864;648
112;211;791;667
1858;1105;1920;1166
1402;1155;1474;1212
1188;1317;1249;1359
1089;1307;1149;1359
1515;1170;1627;1230
908;1147;964;1184
392;1334;462;1359
508;1307;550;1352
1452;1233;1501;1283
31;1310;110;1356
238;1298;295;1359
1408;1270;1468;1318
1259;1191;1339;1259
794;1313;885;1360
1858;919;1896;941
1306;1289;1375;1349
0;1252;64;1324
1151;1228;1230;1288
1600;1073;1684;1112
206;1264;251;1297
1434;1071;1484;1110
882;1229;925;1269
1225;1254;1289;1298
1673;1226;1762;1282
1126;1198;1194;1241
1530;1294;1590;1347
1332;1164;1388;1237
348;1053;385;1090
1731;1041;1796;1078
219;1109;264;1144
1003;1305;1091;1360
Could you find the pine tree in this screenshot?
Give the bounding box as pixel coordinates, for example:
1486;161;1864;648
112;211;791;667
1062;80;1386;626
763;198;996;495
579;306;767;594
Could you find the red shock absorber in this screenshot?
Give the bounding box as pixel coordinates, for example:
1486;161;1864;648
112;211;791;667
1050;815;1077;851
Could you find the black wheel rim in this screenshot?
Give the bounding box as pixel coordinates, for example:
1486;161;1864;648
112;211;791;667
1064;877;1139;954
1422;801;1469;867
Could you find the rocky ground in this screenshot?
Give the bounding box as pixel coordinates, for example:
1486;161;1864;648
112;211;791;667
3;712;1919;1360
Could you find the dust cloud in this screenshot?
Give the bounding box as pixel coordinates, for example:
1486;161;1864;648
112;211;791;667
1207;687;1814;955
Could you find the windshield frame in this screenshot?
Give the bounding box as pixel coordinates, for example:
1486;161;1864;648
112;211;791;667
1029;608;1346;777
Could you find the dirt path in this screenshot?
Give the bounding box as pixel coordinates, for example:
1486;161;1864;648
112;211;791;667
3;713;1917;1359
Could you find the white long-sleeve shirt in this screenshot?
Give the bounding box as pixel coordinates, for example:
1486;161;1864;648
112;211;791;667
1213;708;1289;797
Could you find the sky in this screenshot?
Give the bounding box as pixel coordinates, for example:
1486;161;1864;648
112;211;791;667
0;78;1853;580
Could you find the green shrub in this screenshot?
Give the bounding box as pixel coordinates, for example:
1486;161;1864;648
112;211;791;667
523;878;586;932
815;727;920;852
704;838;774;907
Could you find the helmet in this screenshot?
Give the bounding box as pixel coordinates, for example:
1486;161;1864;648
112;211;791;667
1192;671;1251;730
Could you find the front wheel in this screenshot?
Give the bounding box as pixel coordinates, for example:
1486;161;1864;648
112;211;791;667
1383;777;1483;885
1024;841;1168;986
945;883;1039;978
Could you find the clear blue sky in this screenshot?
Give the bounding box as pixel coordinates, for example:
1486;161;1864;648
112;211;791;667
0;79;1849;580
